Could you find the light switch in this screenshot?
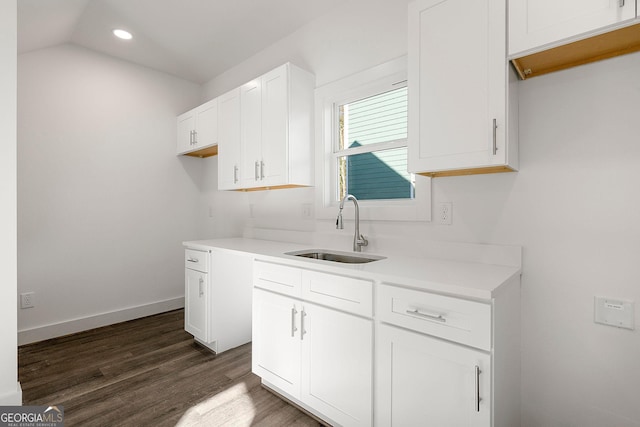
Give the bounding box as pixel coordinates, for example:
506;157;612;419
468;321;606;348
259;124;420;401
594;296;634;330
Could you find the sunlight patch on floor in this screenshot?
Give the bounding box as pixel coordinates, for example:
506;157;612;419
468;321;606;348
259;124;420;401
176;381;257;426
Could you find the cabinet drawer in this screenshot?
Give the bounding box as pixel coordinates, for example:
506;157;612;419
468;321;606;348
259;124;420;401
254;261;302;297
377;284;491;351
185;249;209;273
302;270;373;317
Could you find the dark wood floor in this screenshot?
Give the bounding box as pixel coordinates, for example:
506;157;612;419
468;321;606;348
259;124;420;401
19;309;322;426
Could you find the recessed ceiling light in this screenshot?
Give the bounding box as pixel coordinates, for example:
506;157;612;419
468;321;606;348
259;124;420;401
113;29;133;40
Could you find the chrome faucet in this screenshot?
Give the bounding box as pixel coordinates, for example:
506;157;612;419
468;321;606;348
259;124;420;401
336;194;368;252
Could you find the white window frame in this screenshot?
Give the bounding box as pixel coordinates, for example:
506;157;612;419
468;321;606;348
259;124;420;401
314;56;431;222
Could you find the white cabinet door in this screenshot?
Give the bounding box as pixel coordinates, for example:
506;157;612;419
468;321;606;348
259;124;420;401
252;288;301;398
177;99;218;156
376;323;491;427
509;0;636;56
301;302;372;427
261;65;288;187
408;0;514;176
218;88;241;190
185;268;208;341
240;78;262;187
193;98;218;151
176;110;195;155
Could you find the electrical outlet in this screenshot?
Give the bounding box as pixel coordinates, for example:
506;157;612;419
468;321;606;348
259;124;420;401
20;292;35;309
301;203;312;218
437;202;453;225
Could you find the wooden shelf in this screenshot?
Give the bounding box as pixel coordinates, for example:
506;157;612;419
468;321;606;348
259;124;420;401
417;165;516;178
183;145;218;158
511;22;640;80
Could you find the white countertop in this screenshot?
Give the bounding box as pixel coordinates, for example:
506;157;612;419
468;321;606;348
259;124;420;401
184;237;521;301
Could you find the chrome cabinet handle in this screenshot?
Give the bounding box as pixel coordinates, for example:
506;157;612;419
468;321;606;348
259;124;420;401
193;130;198;144
260;160;265;180
233;165;238;183
187;257;199;263
301;309;307;340
475;365;482;412
198;277;204;297
189;130;193;145
291;307;298;337
405;308;447;323
254;161;260;181
492;118;498;155
619;0;625;6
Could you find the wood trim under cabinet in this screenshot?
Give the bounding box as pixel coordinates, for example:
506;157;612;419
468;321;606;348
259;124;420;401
417;165;516;178
234;184;310;192
511;22;640;80
184;145;218;158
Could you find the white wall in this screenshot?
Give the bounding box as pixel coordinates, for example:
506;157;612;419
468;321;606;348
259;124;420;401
200;0;640;424
0;0;21;405
201;0;411;99
17;44;202;343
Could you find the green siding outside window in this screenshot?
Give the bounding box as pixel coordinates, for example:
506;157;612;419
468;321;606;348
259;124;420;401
337;86;413;201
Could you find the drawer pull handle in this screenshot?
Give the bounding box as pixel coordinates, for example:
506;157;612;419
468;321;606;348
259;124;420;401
492;118;498;155
406;308;447;323
475;365;482;412
187;258;199;263
291;307;298;337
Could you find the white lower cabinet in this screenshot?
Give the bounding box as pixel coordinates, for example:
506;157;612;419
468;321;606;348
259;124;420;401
376;323;491;427
252;261;373;426
375;282;520;427
184;248;209;341
301;303;372;426
184;267;207;340
252;260;520;427
184;247;252;354
252;288;301;397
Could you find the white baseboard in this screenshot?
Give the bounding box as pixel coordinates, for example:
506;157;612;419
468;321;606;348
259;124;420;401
0;382;22;405
18;297;185;346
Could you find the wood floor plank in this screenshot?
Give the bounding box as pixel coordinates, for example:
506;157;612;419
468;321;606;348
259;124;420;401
19;309;324;426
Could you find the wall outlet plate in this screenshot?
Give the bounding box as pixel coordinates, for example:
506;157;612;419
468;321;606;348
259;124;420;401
20;292;35;309
437;202;452;225
594;296;634;330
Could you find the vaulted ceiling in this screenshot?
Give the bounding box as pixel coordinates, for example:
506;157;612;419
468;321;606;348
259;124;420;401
17;0;348;84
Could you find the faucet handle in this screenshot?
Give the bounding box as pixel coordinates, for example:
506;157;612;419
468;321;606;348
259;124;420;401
357;235;368;247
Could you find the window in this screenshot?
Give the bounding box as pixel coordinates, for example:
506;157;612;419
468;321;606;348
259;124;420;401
315;56;431;222
335;86;413;202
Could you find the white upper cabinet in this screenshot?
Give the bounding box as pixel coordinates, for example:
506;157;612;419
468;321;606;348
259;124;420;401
407;0;518;177
176;98;218;158
260;66;289;187
217;63;315;191
177;112;196;155
240;78;263;187
509;0;637;57
217;88;242;190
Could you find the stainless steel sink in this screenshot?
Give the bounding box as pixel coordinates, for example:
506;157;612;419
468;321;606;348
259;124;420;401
285;249;385;264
